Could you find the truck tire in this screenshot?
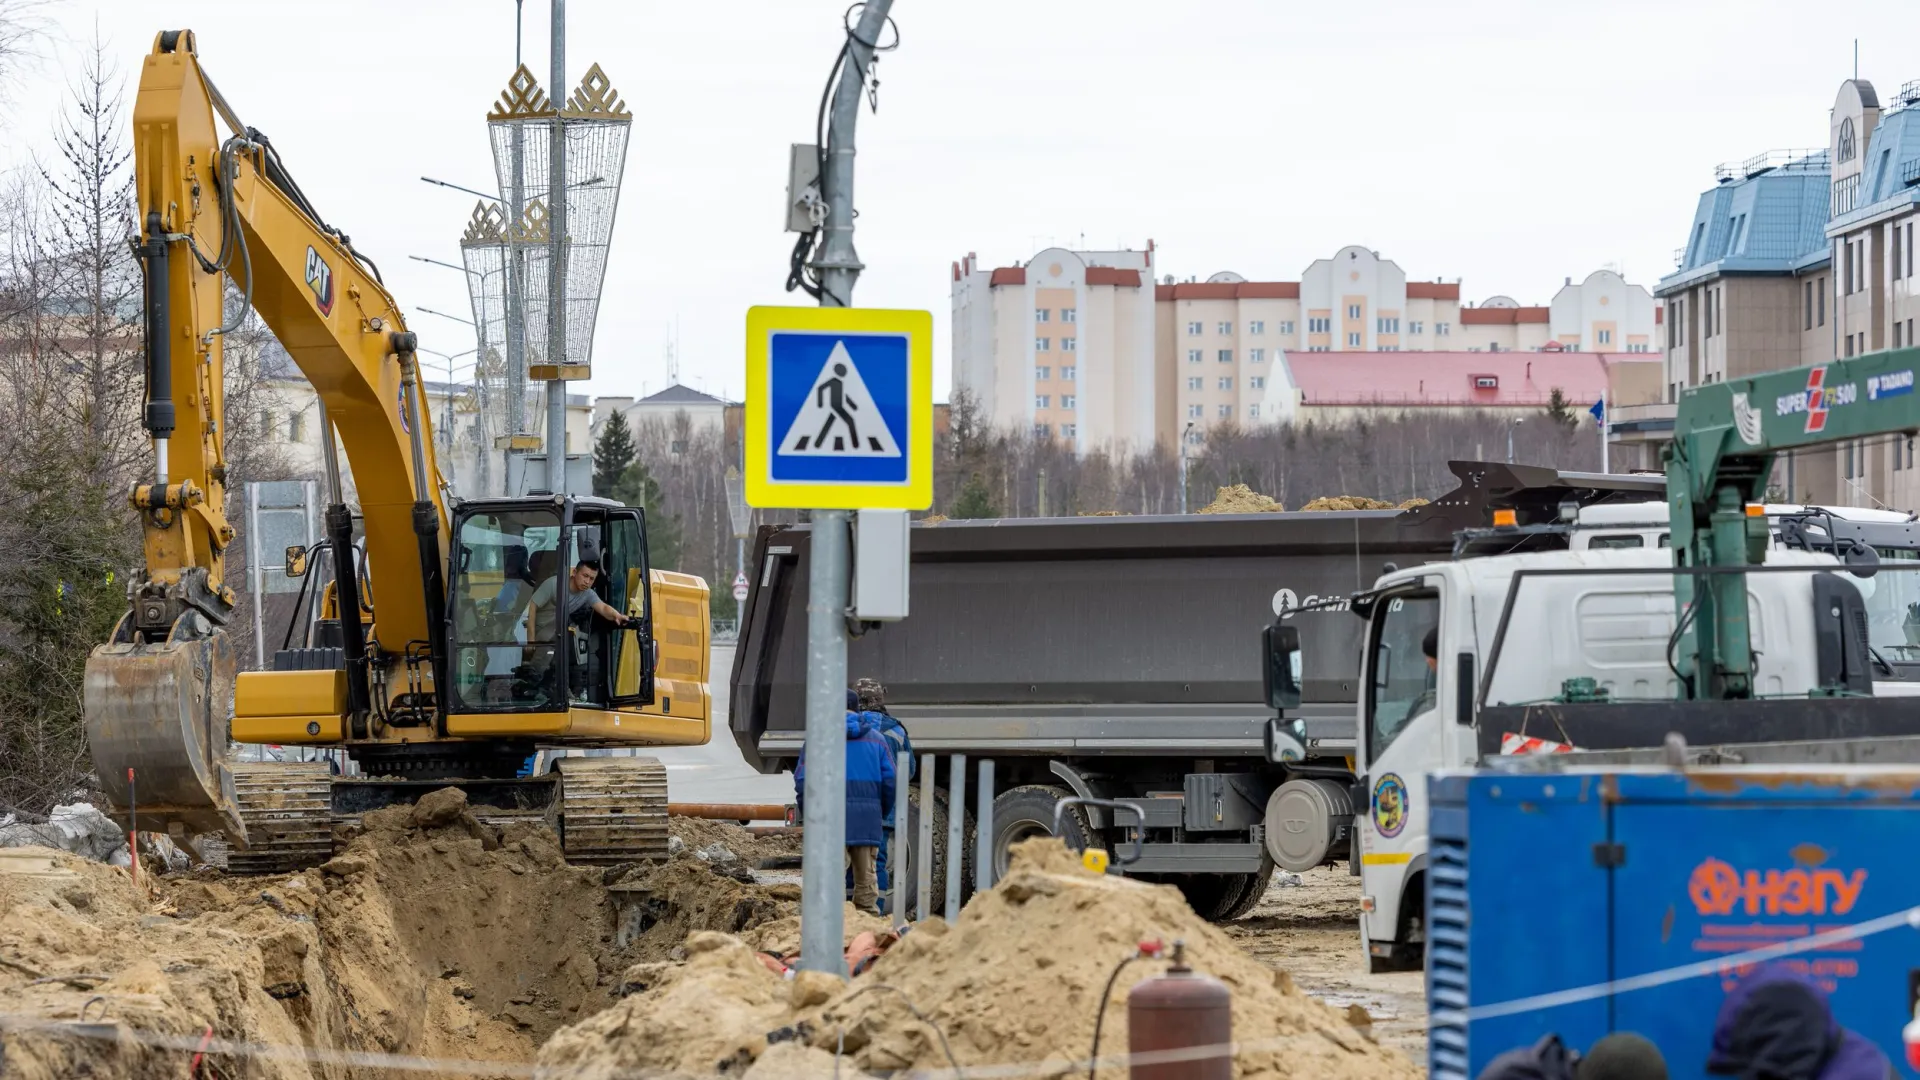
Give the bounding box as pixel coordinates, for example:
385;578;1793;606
898;785;975;920
1217;859;1276;922
989;785;1096;881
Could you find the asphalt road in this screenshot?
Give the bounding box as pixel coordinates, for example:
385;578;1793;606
651;644;796;807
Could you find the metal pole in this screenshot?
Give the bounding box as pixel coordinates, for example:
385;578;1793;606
891;749;910;929
248;482;264;669
974;758;995;893
544;0;568;493
798;509;851;973
915;754;934;922
1179;423;1192;513
944;753;966;921
798;0;894;976
1600;398;1610;473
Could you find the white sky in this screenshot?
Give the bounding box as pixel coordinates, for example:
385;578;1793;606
6;0;1919;403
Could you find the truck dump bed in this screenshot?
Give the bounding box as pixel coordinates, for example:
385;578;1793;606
729;461;1663;772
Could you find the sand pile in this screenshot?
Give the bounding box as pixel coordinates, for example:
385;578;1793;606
0;790;834;1080
669;816;802;864
538;838;1420;1080
1199;484;1286;514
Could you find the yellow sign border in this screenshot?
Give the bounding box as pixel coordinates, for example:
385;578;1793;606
744;305;933;510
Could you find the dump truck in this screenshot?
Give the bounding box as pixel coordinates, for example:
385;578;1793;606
727;461;1664;917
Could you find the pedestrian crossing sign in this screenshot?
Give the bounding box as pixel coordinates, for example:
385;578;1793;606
744;306;933;510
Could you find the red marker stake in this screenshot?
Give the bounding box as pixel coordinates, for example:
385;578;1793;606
126;767;137;894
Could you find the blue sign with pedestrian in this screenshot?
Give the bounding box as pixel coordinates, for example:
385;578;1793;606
745;306;933;511
768;332;909;484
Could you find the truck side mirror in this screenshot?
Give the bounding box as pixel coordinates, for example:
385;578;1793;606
284;545;308;578
1263;622;1303;710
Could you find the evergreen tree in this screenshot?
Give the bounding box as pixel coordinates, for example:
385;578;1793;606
1545;387;1579;430
615;460;683;571
593;410;637;498
949;471;999;519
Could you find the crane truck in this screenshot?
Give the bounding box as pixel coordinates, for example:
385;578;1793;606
84;30;711;873
1335;345;1920;971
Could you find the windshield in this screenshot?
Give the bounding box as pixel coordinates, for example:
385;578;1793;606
1365;591;1440;761
1856;550;1920;661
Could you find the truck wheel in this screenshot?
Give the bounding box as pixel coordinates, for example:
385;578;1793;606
1175;874;1246;921
989;785;1095;881
898;786;976;920
1217;859;1275;922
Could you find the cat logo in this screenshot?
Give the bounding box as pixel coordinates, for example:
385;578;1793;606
304;246;334;316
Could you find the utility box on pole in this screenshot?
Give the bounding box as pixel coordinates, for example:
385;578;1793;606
851;509;910;621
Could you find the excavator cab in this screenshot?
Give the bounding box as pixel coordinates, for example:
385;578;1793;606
446;495;656;713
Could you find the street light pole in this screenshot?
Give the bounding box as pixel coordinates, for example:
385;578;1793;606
798;0;895;979
1508;417;1524;464
544;0;569;494
1179;422;1194;513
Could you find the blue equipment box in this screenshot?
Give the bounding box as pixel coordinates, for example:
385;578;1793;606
1426;767;1920;1079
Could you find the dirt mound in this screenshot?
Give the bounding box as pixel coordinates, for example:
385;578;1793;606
1300;495;1398;511
0;788;834;1080
1199;484;1285;514
669;815;801;864
541;838;1419;1079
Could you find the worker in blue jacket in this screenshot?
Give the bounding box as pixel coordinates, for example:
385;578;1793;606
794;701;896;913
853;680;914;898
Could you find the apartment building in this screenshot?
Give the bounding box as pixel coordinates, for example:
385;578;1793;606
950;245;1157;452
1645;76;1920;506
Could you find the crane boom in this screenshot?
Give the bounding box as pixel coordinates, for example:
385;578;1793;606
1667;346;1920;697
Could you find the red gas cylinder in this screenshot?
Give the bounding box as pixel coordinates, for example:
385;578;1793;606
1127;942;1232;1080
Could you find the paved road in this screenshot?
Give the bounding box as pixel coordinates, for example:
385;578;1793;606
650;644;796;807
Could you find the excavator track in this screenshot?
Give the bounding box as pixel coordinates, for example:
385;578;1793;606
558;757;670;865
227;761;336;875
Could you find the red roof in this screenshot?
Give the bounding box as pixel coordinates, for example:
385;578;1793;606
1406;282;1461;300
1153;281;1300;301
1459;306;1550;325
1286;351;1653;408
1085;267;1142;287
989;267;1026;286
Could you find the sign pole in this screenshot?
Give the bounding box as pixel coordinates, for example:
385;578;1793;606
797;0;895;978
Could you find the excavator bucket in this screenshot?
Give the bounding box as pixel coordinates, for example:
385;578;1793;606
83;628;244;840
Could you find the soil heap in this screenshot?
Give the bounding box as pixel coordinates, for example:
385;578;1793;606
537;838;1421;1080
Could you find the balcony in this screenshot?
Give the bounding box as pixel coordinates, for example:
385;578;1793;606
1714;149;1828;182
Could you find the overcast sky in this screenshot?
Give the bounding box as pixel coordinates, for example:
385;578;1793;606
6;0;1919;402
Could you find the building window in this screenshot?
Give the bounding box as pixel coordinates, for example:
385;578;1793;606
1036;395;1051;409
1409;320;1424;334
1062;307;1077;323
1907;222;1914;278
1249;348;1265;363
1897;223;1905;285
1188;349;1202;363
1218;376;1232;390
1279;320;1295;334
1805;280;1814;331
1036;365;1051;380
1436;322;1450;336
1187;321;1202;336
1845;440;1857;479
1346;304;1361;319
1034;423;1051;438
1036;308;1050;322
1061;366;1076;381
1308;317;1330;334
1381;345;1399;352
1249;320;1265;334
1375;317;1400;333
1899;322;1906;348
1308;345;1329;352
1188;404;1203;419
1187;377;1203;390
1217;404;1231;419
1845;335;1856;359
1248;405;1260;419
1036;337;1051;351
1062;337;1077;352
258;410;272;440
1839;116;1856;162
1217;321;1232;335
1598;329;1612;345
288;412;305;443
1250;376;1266;389
1061;423;1077;438
1217;349;1233;363
1346;332;1362;347
1818;278;1826;325
1062;394;1077;410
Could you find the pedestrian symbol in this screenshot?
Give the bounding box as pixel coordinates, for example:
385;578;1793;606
778;342;902;458
744;306;933;511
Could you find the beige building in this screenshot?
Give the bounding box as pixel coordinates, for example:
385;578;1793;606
1646;76;1920;505
950;245;1158;451
955;242;1662;452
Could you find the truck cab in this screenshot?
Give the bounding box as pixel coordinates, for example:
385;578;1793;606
1345;546;1890;971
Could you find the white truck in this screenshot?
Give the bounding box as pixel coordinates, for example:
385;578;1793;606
1263;501;1920;971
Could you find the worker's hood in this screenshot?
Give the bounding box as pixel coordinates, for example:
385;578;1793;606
845;711;876;738
1705;963;1891;1079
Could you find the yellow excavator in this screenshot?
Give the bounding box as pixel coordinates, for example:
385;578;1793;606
83;30;711;874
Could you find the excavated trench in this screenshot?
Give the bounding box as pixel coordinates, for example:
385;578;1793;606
0;792;1421;1080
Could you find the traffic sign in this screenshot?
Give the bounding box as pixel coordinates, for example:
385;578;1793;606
732;572;750;603
744;306;933;510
